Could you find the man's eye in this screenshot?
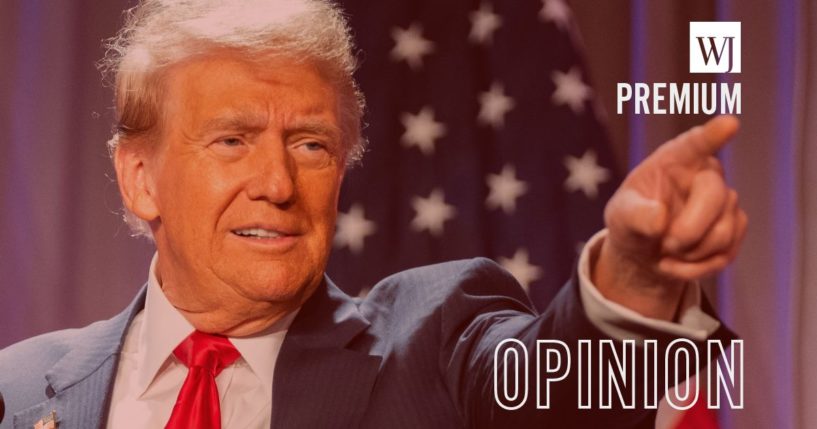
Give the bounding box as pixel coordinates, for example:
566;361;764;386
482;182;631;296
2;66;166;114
302;141;325;151
219;137;243;147
209;137;249;158
292;140;333;168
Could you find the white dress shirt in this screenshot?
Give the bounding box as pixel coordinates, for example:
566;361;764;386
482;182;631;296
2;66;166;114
577;229;721;341
107;232;719;427
107;255;296;429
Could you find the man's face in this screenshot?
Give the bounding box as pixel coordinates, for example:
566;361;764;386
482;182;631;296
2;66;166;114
134;53;345;314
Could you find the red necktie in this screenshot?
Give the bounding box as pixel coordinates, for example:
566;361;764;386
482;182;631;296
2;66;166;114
165;331;241;429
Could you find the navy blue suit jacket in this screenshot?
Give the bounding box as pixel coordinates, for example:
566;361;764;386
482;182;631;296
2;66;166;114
0;258;733;428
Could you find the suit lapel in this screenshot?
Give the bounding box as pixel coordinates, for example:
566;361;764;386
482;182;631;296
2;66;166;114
272;278;381;428
13;286;147;429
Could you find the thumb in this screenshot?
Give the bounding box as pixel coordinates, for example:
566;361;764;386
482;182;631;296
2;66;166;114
605;188;669;241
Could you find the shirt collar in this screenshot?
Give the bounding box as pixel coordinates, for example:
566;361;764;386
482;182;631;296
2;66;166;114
136;252;298;399
230;309;297;399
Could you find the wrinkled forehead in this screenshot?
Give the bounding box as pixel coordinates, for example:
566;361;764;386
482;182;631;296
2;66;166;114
157;52;343;137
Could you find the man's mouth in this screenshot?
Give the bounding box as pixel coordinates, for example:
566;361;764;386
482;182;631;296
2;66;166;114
231;228;287;239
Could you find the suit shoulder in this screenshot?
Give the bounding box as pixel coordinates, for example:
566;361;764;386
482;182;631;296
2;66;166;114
367;257;526;301
0;316;124;385
0;328;80;412
359;258;534;328
0;328;79;374
0;303;134;422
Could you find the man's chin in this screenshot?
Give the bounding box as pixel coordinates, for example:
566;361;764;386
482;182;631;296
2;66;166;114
226;271;321;306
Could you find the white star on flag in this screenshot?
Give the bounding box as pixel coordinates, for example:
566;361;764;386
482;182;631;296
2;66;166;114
486;164;528;214
539;0;572;30
400;106;447;155
551;66;592;114
411;188;457;236
469;3;503;45
564;149;610;199
390;23;435;70
478;82;515;129
499;248;543;293
334;203;377;253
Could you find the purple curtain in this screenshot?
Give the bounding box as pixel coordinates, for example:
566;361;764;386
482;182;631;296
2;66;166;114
0;0;154;346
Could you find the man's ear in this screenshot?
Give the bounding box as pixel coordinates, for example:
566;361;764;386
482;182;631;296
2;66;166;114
114;144;160;222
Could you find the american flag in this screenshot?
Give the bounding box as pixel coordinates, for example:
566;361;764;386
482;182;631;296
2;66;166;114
327;0;620;310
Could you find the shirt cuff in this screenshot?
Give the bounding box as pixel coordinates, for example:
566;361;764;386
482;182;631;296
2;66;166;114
577;229;721;342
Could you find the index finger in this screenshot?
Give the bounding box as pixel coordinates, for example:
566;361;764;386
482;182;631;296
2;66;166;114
655;115;740;165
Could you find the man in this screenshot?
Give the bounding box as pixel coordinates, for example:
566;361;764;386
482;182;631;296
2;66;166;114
0;0;745;428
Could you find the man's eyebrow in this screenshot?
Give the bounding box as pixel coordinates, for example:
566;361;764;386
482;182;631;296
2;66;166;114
284;120;343;141
198;111;269;134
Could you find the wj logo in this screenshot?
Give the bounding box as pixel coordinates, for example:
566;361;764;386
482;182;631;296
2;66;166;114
689;22;741;73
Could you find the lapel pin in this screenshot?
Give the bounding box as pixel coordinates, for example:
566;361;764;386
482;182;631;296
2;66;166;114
33;410;57;429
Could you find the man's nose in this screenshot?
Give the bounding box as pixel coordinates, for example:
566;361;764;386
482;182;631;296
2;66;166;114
245;142;296;205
